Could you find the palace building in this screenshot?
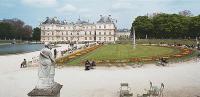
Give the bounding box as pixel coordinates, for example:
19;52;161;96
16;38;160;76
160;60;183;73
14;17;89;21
40;15;117;43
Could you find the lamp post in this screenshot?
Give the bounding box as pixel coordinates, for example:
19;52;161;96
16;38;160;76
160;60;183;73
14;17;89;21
132;27;136;49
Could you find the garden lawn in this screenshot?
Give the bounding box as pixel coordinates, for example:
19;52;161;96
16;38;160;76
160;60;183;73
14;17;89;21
66;44;180;65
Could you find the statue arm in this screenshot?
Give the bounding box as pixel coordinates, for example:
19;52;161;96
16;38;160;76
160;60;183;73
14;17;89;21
49;53;55;64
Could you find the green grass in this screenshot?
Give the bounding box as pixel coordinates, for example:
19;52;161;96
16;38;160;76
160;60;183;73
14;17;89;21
66;44;180;65
117;39;197;45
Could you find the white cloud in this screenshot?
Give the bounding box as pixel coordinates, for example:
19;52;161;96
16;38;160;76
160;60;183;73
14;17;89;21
56;4;77;13
112;2;132;10
21;0;57;7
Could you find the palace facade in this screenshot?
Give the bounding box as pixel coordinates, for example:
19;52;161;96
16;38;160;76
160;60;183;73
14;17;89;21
40;15;117;43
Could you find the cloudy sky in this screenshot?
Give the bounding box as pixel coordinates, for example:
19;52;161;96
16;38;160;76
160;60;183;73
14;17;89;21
0;0;200;29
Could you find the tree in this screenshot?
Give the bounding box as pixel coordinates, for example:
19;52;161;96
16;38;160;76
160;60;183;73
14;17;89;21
0;18;32;40
189;15;200;38
179;10;192;16
131;12;195;39
32;27;41;41
131;16;154;39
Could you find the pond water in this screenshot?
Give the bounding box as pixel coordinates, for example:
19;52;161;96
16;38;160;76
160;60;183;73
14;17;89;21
0;44;44;55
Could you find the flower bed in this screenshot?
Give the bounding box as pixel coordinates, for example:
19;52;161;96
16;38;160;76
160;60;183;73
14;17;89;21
56;45;102;64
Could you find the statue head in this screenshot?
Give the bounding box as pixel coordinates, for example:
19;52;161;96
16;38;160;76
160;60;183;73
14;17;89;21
44;42;50;49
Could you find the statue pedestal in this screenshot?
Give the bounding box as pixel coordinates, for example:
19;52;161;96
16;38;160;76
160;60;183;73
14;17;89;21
28;83;62;97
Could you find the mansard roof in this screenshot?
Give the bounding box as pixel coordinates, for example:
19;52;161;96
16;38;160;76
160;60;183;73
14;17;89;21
97;15;113;23
42;17;60;24
76;19;91;24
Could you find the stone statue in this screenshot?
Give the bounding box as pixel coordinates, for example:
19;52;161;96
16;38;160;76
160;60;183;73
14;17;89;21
36;42;55;89
28;42;62;97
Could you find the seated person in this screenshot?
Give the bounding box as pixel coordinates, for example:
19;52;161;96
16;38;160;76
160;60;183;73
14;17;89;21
20;59;27;68
85;60;91;70
90;61;96;69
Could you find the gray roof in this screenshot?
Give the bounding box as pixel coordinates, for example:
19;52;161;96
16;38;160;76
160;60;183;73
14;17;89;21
42;17;60;24
76;19;90;24
97;15;113;23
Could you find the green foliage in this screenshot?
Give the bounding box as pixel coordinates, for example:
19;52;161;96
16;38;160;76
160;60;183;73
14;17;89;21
131;13;200;39
32;27;41;41
0;18;32;40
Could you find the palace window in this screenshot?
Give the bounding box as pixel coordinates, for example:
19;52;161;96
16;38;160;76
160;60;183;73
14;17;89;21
104;37;106;41
104;25;106;29
85;32;87;35
99;32;101;35
99;37;101;40
71;33;72;35
99;26;101;29
89;37;92;40
77;33;79;35
66;37;68;40
109;37;111;40
85;37;87;40
109;32;111;35
90;31;91;35
104;32;106;35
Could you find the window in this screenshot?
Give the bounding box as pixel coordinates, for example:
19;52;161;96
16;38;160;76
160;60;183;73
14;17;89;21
89;37;92;40
104;32;106;35
99;32;101;35
85;32;87;35
99;37;101;40
104;37;106;41
85;37;87;40
109;32;111;35
109;37;111;40
71;33;72;35
66;37;68;40
62;37;64;40
90;31;91;35
99;26;101;29
104;25;106;29
77;33;79;35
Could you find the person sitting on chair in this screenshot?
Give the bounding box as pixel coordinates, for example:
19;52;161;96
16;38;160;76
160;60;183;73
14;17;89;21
20;59;27;68
85;60;90;70
90;61;96;69
160;57;167;66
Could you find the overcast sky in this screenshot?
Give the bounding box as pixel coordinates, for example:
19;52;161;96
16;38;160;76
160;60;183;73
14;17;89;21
0;0;200;29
